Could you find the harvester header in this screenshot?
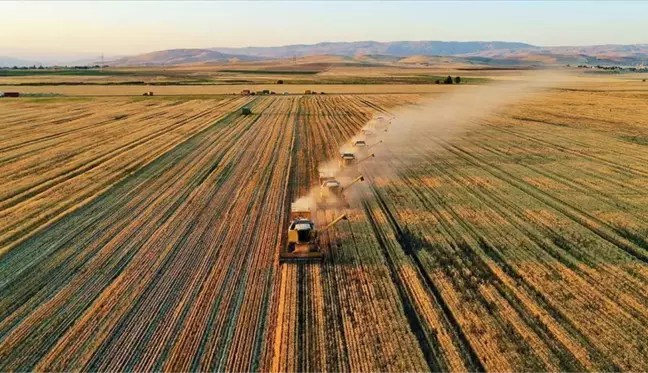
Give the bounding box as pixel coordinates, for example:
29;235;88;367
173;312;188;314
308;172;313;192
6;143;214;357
290;203;312;221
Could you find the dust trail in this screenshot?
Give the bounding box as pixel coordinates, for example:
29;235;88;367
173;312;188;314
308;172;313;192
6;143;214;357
345;71;574;206
293;71;572;213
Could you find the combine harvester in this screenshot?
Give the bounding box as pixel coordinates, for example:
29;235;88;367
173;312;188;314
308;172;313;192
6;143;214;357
318;174;365;208
339;152;375;170
280;122;382;264
280;204;348;262
352;138;369;155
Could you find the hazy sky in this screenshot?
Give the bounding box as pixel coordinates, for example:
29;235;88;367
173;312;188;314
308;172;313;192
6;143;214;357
2;1;647;56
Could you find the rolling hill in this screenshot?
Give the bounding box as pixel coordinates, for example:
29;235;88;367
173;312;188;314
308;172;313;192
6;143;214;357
106;48;263;66
211;41;648;66
212;41;534;59
23;42;648;68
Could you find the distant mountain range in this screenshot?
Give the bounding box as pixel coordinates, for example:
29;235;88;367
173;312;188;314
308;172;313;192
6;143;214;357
211;41;535;59
2;41;647;67
209;41;648;66
107;48;261;66
119;41;647;67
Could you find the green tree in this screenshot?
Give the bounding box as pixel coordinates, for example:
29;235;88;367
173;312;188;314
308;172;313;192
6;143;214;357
444;76;453;84
454;76;461;84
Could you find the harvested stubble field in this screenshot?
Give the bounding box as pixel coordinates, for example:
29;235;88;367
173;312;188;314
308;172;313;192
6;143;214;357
1;86;648;372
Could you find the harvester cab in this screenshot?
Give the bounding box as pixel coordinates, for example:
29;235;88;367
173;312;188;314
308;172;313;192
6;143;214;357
339;152;357;169
319;171;336;185
320;179;342;203
319;174;365;208
353;139;367;148
280;203;348;263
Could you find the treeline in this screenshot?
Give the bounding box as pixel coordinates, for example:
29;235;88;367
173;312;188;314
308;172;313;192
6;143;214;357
434;76;462;84
573;64;648;72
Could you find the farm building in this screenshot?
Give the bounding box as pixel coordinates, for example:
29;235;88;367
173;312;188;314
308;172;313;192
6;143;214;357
2;92;20;97
241;89;251;95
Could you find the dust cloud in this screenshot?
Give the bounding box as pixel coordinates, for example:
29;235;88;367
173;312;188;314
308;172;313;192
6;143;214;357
294;71;573;213
348;71;573;207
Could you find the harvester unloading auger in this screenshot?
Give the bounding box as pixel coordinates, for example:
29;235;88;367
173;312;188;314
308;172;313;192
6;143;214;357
279;204;348;263
367;140;383;150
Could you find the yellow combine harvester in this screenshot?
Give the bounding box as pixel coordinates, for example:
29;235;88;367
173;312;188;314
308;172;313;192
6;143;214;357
339;152;374;170
319;175;365;207
280;204;348;262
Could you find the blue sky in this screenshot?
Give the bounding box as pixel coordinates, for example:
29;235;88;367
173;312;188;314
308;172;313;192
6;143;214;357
1;1;647;56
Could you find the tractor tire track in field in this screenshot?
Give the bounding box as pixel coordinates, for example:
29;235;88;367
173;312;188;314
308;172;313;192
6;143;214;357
362;200;446;373
381;166;600;372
